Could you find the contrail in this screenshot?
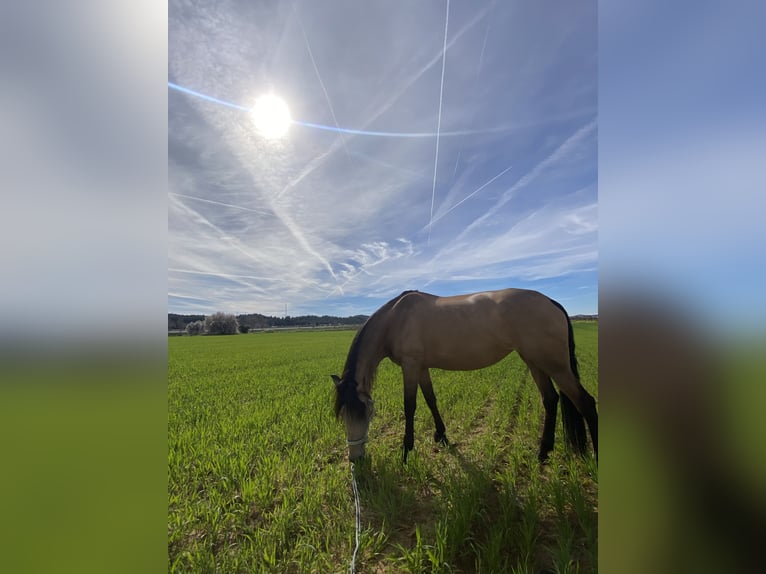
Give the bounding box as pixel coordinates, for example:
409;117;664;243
271;204;339;282
428;162;513;228
350;150;430;181
428;0;450;246
168;292;210;302
169;192;271;215
477;23;490;75
477;1;495;77
450;149;461;183
275;146;335;200
452;120;597;243
295;10;350;159
170;194;267;266
169;268;275;284
449;2;493;188
352;4;490;138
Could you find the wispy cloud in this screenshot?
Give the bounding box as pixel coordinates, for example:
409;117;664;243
449;120;597;244
352;3;494;134
169;1;597;316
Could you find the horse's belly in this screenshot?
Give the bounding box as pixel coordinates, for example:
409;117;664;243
427;341;510;371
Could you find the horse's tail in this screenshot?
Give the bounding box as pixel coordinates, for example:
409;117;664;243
549;298;588;454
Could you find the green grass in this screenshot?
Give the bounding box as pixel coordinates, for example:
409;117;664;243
169;324;598;573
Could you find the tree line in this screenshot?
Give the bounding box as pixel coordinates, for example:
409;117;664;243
169;311;369;335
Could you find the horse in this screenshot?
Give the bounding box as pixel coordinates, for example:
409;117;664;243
332;288;597;463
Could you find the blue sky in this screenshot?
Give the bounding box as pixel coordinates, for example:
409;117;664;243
169;0;597;317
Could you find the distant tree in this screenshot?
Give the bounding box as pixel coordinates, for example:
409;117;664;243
169;313;205;330
238;325;250;334
186;320;205;336
172;311;367;331
204;312;239;335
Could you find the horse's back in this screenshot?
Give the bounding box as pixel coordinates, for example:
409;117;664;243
385;288;569;371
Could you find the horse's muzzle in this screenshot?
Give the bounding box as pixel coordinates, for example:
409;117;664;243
348;443;366;462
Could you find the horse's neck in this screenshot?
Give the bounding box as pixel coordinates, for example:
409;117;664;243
355;316;388;393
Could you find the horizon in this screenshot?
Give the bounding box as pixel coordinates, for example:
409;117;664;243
169;1;597;318
168;306;599;320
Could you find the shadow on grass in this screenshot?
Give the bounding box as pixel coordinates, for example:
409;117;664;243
351;453;433;545
349;442;539;572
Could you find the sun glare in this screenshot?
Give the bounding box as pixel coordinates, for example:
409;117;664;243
250;94;292;139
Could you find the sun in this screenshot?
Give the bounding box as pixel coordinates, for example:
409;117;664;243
250;94;292;139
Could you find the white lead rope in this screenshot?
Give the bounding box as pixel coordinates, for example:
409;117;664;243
349;462;362;574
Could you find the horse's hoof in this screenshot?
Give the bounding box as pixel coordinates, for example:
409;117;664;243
434;432;449;446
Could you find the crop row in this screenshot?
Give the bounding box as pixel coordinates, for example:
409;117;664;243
169;325;598;572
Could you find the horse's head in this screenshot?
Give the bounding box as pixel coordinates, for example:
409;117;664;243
332;374;374;462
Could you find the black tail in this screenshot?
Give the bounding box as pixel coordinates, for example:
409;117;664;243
549;299;587;454
560;393;587;454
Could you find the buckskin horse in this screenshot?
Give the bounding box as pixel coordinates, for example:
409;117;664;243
332;288;597;463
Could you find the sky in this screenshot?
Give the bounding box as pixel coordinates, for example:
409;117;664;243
168;0;597;318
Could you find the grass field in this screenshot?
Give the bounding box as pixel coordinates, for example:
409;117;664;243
168;323;598;573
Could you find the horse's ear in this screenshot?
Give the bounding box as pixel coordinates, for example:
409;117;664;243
331;374;341;387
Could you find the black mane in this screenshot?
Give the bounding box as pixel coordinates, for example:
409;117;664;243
333;290;418;420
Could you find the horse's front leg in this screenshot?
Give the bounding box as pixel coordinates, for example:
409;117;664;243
402;366;419;463
419;368;448;446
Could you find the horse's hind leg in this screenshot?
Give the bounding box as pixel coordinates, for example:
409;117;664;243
528;364;559;463
419;368;448;446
